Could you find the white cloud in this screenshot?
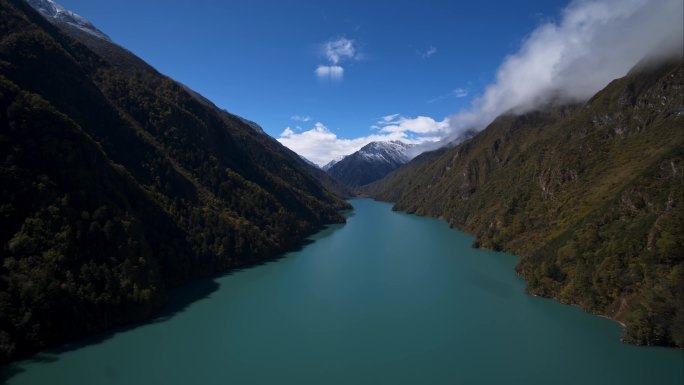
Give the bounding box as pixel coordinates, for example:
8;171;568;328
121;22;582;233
420;46;437;59
444;0;684;140
453;88;469;98
291;0;683;165
277;119;444;166
381;113;400;122
315;37;360;82
376;115;449;135
427;88;470;103
315;65;344;81
323;37;356;64
290;115;311;122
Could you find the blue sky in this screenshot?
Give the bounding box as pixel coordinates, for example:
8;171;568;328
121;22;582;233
57;0;682;165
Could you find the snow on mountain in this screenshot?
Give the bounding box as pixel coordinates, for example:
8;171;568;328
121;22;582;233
326;141;414;188
26;0;111;41
322;155;347;171
356;141;413;164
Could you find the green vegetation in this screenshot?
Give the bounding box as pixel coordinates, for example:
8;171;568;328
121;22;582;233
0;0;348;364
367;59;684;347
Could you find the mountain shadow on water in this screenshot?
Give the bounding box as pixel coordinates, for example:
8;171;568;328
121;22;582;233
0;0;350;365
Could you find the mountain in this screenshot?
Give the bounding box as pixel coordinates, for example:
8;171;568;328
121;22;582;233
322;156;345;172
326;141;414;188
234;115;266;134
0;0;349;364
24;0;110;41
368;58;684;347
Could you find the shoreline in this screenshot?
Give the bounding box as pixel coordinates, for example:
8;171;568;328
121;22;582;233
376;197;682;350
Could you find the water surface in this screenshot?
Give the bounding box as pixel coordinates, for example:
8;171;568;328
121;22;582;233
3;199;682;384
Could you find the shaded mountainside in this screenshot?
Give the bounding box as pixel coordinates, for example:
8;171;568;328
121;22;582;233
43;12;355;201
369;59;684;347
24;0;111;41
0;0;349;364
327;141;414;188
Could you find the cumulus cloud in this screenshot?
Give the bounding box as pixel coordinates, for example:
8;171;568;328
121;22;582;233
315;37;359;81
324;37;356;64
291;0;683;164
444;0;684;140
278;118;444;166
374;115;449;135
315;65;344;81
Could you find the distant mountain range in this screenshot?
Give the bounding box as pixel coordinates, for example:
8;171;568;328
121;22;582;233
0;0;348;364
325;141;414;188
365;58;684;347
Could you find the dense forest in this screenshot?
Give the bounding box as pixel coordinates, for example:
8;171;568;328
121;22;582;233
365;59;684;347
0;0;349;364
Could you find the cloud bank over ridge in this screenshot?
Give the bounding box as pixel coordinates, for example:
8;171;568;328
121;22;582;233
444;0;683;140
279;116;447;166
281;0;683;165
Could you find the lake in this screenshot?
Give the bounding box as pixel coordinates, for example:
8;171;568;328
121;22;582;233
2;199;682;384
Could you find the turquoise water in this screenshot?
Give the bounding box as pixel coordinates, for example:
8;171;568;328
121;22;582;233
3;199;682;384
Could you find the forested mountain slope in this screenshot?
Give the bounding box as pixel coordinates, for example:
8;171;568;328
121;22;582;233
369;59;684;347
0;0;348;364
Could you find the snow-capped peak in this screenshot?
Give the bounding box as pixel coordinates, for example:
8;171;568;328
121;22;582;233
324;140;416;187
26;0;111;42
357;140;414;164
